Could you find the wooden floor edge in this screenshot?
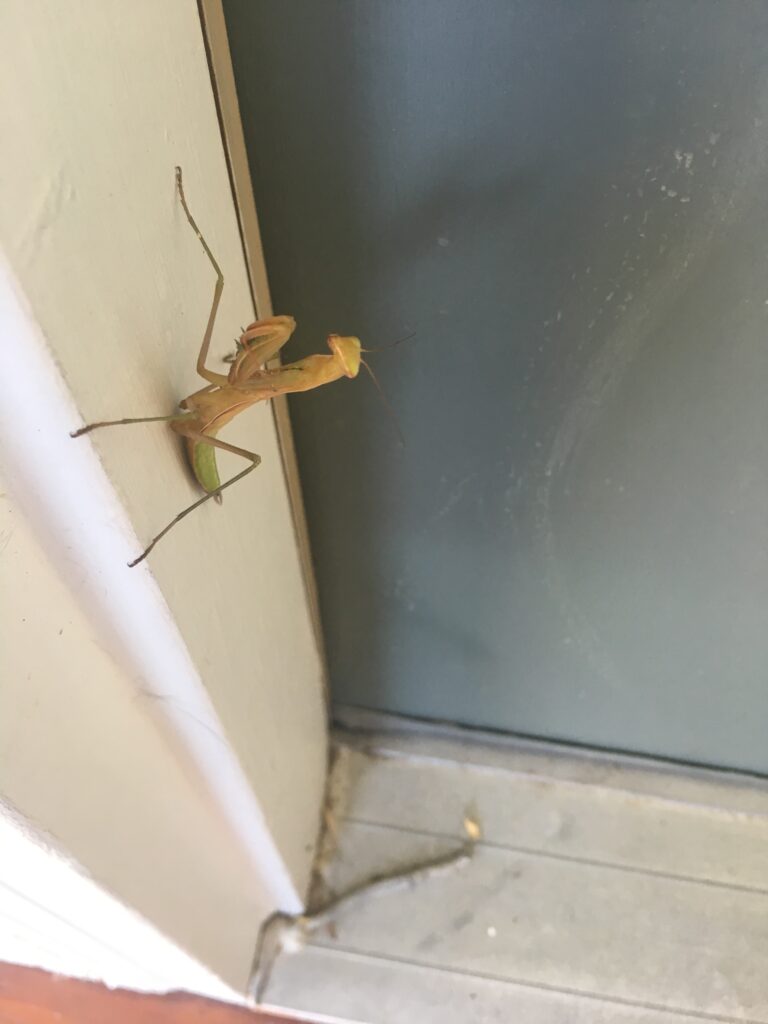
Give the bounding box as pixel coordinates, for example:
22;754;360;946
0;961;301;1024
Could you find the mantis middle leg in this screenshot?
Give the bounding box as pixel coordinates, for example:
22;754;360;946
70;412;187;438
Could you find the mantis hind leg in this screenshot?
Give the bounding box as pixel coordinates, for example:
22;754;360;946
175;166;228;388
128;430;262;567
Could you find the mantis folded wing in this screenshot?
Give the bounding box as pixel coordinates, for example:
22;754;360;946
72;167;362;567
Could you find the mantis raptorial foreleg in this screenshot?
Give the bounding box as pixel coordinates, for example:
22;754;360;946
227;317;297;380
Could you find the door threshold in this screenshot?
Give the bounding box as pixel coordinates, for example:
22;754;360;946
258;710;768;1023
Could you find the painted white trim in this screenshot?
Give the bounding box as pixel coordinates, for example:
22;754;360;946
0;804;244;1002
0;254;301;912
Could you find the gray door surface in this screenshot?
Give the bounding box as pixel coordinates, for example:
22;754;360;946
224;1;768;772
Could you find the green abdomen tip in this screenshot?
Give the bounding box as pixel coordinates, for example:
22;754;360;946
190;440;221;493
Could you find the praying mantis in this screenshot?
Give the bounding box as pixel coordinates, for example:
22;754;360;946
72;167;364;567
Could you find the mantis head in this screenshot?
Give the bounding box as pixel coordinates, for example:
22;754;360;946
328;334;362;378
